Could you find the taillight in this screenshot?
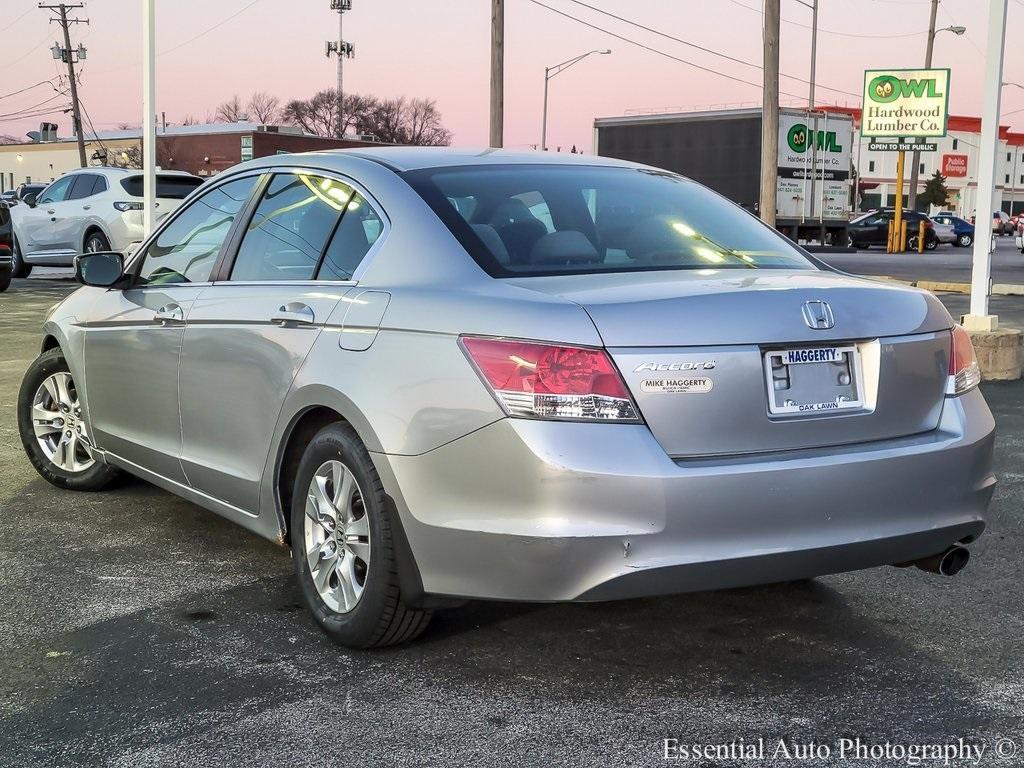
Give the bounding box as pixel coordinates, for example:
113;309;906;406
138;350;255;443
460;336;640;421
113;201;143;212
947;325;981;395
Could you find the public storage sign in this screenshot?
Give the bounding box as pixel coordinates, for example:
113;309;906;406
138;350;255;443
941;153;968;177
861;68;950;138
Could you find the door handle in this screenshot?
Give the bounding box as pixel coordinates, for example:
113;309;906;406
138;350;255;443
271;301;315;326
154;303;185;326
82;204;91;211
46;209;55;214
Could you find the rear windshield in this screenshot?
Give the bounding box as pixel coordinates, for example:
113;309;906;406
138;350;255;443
404;164;814;276
120;175;202;199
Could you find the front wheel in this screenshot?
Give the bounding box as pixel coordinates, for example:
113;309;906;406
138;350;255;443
924;236;938;251
290;422;431;648
17;348;122;491
11;235;32;278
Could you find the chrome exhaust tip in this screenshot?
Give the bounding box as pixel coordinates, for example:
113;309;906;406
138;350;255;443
914;544;970;577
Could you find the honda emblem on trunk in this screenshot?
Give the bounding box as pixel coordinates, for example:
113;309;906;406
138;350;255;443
802;300;835;330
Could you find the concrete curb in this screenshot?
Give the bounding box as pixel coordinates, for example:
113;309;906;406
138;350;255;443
874;277;1024;296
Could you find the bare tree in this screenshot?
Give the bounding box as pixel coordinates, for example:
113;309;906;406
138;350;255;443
361;96;452;146
247;92;280;125
0;135;19;145
282;90;451;145
116;122;140;130
107;142;143;169
180;115;200;126
282;89;341;137
215;94;248;123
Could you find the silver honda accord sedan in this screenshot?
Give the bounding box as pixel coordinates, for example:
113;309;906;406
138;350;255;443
18;148;996;648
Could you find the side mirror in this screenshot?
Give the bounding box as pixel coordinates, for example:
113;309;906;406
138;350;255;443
22;192;37;208
75;251;125;287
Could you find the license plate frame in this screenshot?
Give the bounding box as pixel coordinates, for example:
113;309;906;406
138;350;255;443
763;344;865;416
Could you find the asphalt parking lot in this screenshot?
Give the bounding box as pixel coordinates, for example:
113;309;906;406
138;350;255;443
818;236;1024;286
1;278;1022;767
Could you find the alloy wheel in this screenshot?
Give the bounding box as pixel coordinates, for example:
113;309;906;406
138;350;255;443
85;235;106;253
31;372;95;473
303;460;370;613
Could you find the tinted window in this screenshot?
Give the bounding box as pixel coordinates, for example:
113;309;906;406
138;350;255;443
138;176;258;285
68;174;101;200
38;176;75;204
317;192;383;281
120;174;203;199
407;165;814;276
231;174;346;282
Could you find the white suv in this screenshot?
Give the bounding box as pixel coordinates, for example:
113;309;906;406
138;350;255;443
10;167;202;276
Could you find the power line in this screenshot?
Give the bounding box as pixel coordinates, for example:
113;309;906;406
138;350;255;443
0;7;33;33
0;80;59;101
725;0;926;38
525;0;808;101
159;0;263;55
559;0;860;98
0;90;69;120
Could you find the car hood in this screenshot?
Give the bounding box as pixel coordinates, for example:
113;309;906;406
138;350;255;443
505;268;953;346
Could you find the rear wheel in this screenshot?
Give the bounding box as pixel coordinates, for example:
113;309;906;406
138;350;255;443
17;348;122;491
290;422;431;648
11;235;32;278
924;235;938;251
957;233;973;247
83;230;110;254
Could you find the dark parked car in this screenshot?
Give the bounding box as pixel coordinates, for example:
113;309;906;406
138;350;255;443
2;183;46;209
932;214;975;248
0;204;13;292
848;209;938;250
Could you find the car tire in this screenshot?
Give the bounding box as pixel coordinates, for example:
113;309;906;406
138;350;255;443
925;236;938;251
0;271;10;292
11;235;32;278
290;421;432;649
84;230;111;254
17;348;122;491
957;233;973;247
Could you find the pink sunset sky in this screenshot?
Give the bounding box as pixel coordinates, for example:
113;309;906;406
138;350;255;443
2;0;1023;150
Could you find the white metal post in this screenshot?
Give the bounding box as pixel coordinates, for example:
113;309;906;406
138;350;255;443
142;0;157;238
966;0;1008;328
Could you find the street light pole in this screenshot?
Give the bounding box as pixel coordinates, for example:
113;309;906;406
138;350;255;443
965;0;1008;329
908;3;966;209
541;49;611;151
142;0;156;237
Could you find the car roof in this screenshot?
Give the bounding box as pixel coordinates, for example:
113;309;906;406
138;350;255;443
287;146;648;173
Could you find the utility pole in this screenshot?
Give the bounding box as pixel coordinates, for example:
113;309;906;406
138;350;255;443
41;3;87;168
326;1;354;138
908;0;940;210
489;0;504;148
759;0;780;226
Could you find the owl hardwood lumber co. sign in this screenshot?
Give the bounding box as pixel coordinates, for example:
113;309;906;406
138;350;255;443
861;69;951;139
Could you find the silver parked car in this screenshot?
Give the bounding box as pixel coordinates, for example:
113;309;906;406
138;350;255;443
18;149;996;648
9;167;201;277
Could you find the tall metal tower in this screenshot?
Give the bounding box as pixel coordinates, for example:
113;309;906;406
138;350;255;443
326;0;355;138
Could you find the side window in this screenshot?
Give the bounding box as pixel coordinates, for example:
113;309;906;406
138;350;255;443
317;191;384;281
68;174;99;200
230;173;344;282
38;176;75;204
138;175;258;285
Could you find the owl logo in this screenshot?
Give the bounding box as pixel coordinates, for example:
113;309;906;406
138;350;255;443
787;123;808;153
868;74;902;103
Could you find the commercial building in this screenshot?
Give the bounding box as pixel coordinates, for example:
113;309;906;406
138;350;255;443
822;106;1024;217
0;122;381;192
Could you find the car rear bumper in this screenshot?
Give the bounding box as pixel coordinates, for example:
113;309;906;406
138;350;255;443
375;388;996;602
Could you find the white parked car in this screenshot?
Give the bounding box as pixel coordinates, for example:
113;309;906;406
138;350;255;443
9;168;202;276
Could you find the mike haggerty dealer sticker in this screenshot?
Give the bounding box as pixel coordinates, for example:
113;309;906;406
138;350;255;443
640;377;713;394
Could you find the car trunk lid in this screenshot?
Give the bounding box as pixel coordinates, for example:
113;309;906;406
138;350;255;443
508;269;953;456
